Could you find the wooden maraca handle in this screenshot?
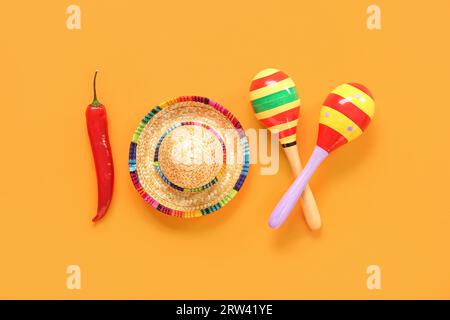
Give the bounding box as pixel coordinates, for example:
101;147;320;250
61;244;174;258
270;146;328;229
283;145;322;230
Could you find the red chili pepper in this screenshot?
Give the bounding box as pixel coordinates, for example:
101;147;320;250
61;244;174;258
86;70;114;222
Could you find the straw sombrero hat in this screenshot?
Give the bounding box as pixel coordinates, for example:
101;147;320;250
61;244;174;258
129;96;250;218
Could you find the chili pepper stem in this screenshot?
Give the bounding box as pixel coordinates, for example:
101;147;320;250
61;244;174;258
91;70;102;107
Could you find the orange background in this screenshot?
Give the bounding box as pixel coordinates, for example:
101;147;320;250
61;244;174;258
0;0;449;299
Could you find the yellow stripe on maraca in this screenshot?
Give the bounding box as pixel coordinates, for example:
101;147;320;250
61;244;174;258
254;99;300;120
268;119;298;132
250;78;296;101
252;68;279;79
320;107;362;142
279;134;297;145
332;84;375;119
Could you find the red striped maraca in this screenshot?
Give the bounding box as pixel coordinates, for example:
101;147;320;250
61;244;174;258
269;83;375;229
250;68;321;230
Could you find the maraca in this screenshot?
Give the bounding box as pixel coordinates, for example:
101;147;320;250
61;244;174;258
268;83;375;229
250;68;321;230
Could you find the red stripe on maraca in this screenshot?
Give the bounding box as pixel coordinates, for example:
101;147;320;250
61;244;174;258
250;71;289;91
259;107;299;127
278;127;297;139
323;93;371;131
317;124;348;153
348;83;374;99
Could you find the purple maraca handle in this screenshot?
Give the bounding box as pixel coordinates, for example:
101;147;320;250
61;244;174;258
269;146;329;229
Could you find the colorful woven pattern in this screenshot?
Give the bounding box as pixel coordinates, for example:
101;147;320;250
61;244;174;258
129;96;250;218
249;68;300;147
317;83;375;153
